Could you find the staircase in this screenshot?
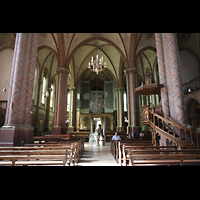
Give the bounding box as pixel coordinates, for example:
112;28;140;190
141;105;200;149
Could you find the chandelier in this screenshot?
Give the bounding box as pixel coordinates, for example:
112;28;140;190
88;55;107;75
88;33;107;75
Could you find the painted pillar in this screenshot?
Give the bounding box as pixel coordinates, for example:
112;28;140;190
126;68;139;134
52;67;69;134
155;33;170;117
0;33;38;146
162;33;186;125
116;87;124;132
68;87;77;132
126;70;131;133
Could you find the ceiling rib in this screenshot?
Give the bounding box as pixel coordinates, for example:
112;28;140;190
76;44;117;82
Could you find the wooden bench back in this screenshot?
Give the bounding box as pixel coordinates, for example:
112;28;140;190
129;153;200;166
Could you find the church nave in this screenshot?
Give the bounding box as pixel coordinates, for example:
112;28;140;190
77;141;118;166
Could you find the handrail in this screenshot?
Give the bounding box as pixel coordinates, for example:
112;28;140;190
183;76;200;94
183;75;200;86
141;106;200;148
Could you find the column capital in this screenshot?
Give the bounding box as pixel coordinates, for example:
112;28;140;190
68;86;78;91
56;67;69;75
125;67;137;75
115;87;124;91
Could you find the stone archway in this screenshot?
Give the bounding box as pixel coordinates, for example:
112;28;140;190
186;98;200;133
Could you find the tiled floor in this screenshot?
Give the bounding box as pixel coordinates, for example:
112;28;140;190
77;141;118;166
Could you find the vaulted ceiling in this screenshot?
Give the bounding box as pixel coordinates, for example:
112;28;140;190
0;33;157;87
1;33;200;91
0;33;136;88
61;33;132;87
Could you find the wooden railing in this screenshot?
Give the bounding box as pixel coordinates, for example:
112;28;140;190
141;106;200;149
183;76;200;94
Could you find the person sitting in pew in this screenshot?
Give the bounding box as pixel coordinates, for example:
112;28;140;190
139;131;144;137
128;132;134;139
112;132;121;140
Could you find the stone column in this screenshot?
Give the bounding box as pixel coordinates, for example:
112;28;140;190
52;67;69;134
76;109;80;131
126;68;139;134
110;116;114;131
90;116;93;133
162;33;186;125
155;33;170;117
0;33;38;146
116;87;124;132
101;116;104;133
68;87;77;132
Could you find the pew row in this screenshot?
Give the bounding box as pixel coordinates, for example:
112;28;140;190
0;148;70;166
32;136;84;162
0;141;83;166
111;140;200;166
111;139;152;164
129;153;200;166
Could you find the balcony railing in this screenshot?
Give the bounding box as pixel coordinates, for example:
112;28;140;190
183;76;200;94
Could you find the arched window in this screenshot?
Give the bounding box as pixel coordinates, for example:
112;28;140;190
50;81;54;108
123;91;127;112
41;71;47;104
32;66;38;104
67;91;70;112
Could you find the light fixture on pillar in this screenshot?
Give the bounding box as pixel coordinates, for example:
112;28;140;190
44;90;49;98
2;80;10;92
88;33;107;75
188;87;192;93
44;87;52;98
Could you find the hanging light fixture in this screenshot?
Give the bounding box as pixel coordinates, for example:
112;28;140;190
88;33;107;75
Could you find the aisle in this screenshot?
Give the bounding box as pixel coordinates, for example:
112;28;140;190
77;141;118;166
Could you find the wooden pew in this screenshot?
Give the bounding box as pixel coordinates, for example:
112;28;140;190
0;136;84;166
33;134;70;144
105;130;115;142
119;142;200;166
0;150;69;166
29;138;84;165
112;139;152;163
129;153;200;166
32;137;84;163
24;143;79;165
0;145;74;166
121;145;178;166
69;131;90;142
112;138;200;166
